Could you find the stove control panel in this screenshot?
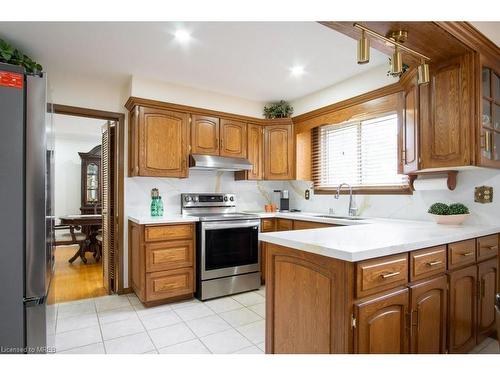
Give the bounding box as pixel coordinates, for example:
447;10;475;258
181;193;236;208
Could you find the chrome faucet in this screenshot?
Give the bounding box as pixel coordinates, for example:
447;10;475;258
335;183;358;217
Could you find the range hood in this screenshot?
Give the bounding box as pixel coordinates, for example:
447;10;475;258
189;154;253;172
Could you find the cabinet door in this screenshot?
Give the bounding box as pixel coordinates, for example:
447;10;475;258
420;53;474;168
409;276;447;354
246;123;263;180
220;119;247;158
402;76;419;173
264;124;294;180
191;115;220;156
448;265;477;353
354;288;409;354
477;258;498;342
479;53;500;168
138;107;189;177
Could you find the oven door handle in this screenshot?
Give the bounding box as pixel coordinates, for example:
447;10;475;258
202;220;260;231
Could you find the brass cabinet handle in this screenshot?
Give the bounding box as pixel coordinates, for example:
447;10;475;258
484;245;498;251
427;260;443;267
484;130;492;153
381;271;400;279
401;149;406;165
461;251;474;257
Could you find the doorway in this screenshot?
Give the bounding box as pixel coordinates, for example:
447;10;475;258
51;105;124;303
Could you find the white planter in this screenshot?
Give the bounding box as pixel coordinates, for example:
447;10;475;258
430;213;470;225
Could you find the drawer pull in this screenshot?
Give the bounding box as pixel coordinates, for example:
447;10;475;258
426;260;443;267
484;245;498;250
381;271;400;279
461;251;474;257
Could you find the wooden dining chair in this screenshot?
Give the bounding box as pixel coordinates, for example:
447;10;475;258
54;224;88;263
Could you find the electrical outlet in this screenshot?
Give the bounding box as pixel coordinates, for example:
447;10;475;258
474;185;493;203
305;189;310;200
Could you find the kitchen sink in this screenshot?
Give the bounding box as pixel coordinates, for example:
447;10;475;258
313;215;366;221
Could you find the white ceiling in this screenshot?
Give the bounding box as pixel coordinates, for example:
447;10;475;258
0;22;389;102
470;22;500;46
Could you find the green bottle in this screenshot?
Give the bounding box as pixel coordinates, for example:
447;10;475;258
150;196;158;217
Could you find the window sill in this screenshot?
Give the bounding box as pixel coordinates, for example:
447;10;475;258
314;186;413;195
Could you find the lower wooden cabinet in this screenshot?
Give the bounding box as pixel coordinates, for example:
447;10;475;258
129;220;195;305
264;233;498;354
354;288;409;354
409;275;448;353
477;258;498;342
448;265;477;353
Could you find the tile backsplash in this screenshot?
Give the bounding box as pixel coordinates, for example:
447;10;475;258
285;168;500;225
126;167;500;224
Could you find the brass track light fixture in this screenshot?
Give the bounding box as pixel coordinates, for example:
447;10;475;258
357;30;370;64
353;23;431;85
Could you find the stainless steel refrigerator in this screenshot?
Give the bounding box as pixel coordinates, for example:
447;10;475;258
0;62;55;354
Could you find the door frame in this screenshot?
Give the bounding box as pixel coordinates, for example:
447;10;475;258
52;104;126;294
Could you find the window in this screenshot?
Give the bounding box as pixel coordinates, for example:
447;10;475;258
312;113;408;191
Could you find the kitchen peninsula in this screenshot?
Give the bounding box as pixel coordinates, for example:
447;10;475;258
259;220;500;354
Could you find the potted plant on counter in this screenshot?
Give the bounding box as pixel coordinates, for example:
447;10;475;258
428;202;470;225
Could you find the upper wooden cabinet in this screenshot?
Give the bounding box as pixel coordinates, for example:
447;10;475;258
128;105;189;178
478;54;500;168
264;122;294;180
420;53;475;169
235;123;263;180
400;71;420;174
220;119;247;158
191;116;247;158
191;115;220;156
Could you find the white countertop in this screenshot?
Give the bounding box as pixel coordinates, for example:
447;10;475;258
128;215;199;225
259;218;500;262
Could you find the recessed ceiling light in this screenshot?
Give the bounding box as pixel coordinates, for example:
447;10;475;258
290;66;305;76
174;30;191;43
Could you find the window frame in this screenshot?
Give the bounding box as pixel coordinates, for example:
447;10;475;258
311;111;412;196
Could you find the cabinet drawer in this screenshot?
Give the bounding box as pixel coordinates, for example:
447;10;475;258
356;254;408;298
276;219;293;231
146;268;194;301
293;220;333;230
145;240;194;272
448;239;476;270
261;218;275;232
477;234;498;262
410;246;447;281
145;224;193;242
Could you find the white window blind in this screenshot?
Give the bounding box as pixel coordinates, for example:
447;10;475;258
311;114;408;189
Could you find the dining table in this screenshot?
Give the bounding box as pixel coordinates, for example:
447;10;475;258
59;214;102;263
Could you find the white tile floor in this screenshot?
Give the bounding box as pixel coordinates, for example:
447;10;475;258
55;288;266;354
54;285;499;355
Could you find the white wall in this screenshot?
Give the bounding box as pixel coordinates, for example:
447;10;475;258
54;114;104;223
291;64;397;115
130;76;265;118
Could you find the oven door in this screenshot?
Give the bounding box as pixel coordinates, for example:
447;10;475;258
201;219;260;280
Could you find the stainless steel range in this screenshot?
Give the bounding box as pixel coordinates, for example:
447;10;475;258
181;193;261;300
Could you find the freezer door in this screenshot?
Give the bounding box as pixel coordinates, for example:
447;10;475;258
0;63;25;351
25;74;49;299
